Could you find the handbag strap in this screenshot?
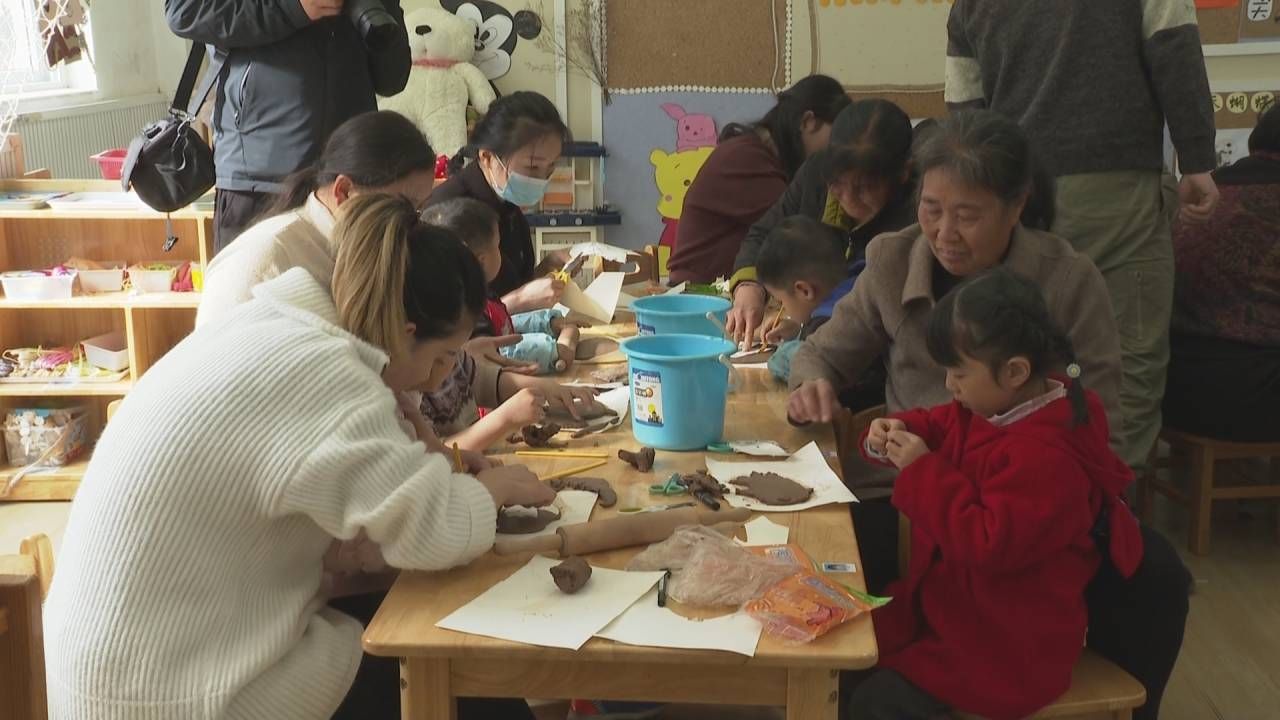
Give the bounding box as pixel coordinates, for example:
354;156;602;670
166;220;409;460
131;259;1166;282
171;42;227;120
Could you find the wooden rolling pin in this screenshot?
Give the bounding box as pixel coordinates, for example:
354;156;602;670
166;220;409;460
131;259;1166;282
493;505;751;557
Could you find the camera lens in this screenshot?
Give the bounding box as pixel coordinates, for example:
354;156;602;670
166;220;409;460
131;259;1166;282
348;0;400;52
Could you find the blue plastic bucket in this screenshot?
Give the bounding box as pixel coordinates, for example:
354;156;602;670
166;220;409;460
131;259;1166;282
631;294;731;337
619;333;737;450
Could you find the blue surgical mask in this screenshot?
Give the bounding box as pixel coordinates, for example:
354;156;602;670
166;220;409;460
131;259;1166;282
496;159;550;207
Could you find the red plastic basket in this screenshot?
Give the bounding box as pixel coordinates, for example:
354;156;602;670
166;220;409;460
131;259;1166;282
91;148;127;180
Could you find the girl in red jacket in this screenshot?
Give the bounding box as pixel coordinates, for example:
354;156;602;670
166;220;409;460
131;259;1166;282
845;268;1143;720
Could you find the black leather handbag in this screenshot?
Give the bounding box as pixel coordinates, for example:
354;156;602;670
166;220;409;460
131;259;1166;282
121;43;224;221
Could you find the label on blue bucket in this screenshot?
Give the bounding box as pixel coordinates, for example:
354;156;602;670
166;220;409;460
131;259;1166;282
632;370;665;427
637;322;656;336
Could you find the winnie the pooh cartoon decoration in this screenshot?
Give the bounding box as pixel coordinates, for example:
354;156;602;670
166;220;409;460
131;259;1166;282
650;145;714;249
379;3;496;158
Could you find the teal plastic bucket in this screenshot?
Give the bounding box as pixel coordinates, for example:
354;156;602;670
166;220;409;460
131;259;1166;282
619;333;737;450
631;294;731;337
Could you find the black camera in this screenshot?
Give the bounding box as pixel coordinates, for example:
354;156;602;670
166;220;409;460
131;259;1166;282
347;0;400;53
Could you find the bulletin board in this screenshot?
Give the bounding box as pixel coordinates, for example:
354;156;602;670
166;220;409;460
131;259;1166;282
1197;0;1280;43
604;0;791;92
1212;88;1279;128
1240;0;1280;39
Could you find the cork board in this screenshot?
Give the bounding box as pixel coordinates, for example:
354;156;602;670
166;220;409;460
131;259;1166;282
1212;89;1279;128
846;86;946;119
1198;5;1242;43
605;0;789;91
1240;0;1280;38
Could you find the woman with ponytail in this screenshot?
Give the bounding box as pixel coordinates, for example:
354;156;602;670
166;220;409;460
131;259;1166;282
45;194;552;719
428;91;571;312
846;267;1143;720
198;110;437;327
667;74;851;284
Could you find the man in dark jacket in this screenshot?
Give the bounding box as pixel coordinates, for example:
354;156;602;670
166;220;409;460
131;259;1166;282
165;0;411;253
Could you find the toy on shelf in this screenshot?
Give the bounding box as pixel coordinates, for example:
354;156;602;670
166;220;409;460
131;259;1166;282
3;406;89;470
0;345;127;384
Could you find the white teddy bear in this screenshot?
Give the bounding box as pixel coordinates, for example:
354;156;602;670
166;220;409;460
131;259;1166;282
379;3;496;158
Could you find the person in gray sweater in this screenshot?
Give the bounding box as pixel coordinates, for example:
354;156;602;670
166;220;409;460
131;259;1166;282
945;0;1220;472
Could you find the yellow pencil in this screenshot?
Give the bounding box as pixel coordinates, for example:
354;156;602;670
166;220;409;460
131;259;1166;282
452;443;463;472
541;459;609;481
768;305;785;339
516;450;610;459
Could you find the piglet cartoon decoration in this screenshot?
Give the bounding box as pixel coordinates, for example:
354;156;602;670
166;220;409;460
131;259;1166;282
661;104;717;151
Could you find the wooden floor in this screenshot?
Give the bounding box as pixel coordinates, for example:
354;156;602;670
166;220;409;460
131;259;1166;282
4;460;1277;719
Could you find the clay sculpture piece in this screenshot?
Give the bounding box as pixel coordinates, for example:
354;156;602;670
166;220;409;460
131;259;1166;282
550;556;592;594
591;366;628;384
680;470;726;498
575;337;619;361
496;507;561;534
548;476;617;507
617;446;656;472
728;472;813;506
517;422;562;447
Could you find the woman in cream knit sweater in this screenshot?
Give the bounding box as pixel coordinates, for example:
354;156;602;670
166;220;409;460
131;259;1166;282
43;195;554;719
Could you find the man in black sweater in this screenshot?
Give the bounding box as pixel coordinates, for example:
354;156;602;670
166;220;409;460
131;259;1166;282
165;0;412;253
944;2;1213;718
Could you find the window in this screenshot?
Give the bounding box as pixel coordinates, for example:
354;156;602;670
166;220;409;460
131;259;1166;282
0;0;96;98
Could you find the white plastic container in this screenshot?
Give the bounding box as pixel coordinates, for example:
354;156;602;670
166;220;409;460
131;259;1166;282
128;263;178;293
1;270;76;301
77;262;126;293
82;331;130;372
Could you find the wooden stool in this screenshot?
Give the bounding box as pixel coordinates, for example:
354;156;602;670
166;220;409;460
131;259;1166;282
1139;429;1280;555
1;533;54;720
952;650;1146;719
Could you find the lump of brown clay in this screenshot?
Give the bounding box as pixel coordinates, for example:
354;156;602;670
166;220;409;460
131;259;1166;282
496;508;561;534
728;472;813;505
547;476;617;507
618;446;656;472
550;556;592;594
520;422;562;447
591;366;628;384
680;470;726;498
576;337;619;361
545;401;617;428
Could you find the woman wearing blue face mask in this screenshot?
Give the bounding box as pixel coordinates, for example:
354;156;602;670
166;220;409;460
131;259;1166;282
434;92;571;314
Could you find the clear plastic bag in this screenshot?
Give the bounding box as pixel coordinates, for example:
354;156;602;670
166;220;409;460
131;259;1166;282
627;526;796;607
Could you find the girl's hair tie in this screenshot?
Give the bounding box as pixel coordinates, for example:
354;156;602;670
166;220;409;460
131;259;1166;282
1066;363;1082;379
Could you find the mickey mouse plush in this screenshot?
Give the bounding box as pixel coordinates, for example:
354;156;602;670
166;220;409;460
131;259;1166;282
441;0;542;84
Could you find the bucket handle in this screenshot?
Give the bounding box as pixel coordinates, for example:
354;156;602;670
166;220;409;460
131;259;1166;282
705;311;729;340
718;353;740;394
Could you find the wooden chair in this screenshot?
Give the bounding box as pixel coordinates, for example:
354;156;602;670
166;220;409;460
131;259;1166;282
642;244;671;283
952;651;1145;719
0;533;54;720
1138;429;1280;555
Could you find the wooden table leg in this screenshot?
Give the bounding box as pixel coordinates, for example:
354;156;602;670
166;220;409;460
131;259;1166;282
786;668;839;720
401;658;455;720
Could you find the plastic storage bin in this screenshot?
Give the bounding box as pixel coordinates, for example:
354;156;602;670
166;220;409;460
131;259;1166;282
128;263;179;293
3;406;89;467
77;263;126;293
82;331;130;372
1;270;77;301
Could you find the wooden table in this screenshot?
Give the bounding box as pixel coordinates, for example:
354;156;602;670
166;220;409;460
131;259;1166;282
364;323;877;720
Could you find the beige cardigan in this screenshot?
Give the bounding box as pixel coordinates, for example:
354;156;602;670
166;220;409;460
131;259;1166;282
791;224;1123;491
197;195;501;405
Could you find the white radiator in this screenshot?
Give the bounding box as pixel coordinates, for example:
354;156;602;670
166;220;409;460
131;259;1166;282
13;98;169;178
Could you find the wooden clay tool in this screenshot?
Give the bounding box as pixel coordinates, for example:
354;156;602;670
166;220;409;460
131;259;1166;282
493;505;752;557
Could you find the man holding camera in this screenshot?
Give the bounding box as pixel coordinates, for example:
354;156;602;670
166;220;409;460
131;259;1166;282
165;0;411;253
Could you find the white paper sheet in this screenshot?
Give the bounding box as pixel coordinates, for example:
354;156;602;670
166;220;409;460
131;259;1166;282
559;271;625;324
739;516;791;546
497;489;598;537
569;241;633;263
596;587;764;657
722;440;790;457
437;556;664;650
706;441;858;512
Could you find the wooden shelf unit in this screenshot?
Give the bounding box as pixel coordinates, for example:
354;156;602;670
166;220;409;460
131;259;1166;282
0;179;213;501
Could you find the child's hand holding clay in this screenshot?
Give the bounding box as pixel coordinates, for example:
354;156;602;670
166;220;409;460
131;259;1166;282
885;429;929;470
497;388;547;427
867;418;907;455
